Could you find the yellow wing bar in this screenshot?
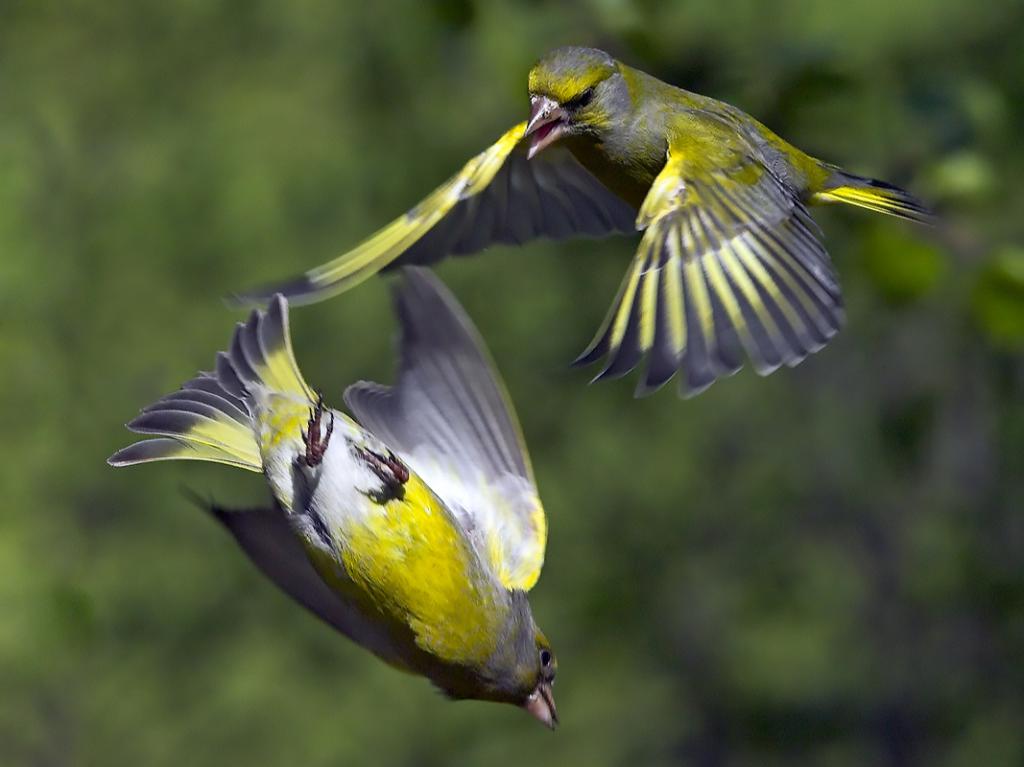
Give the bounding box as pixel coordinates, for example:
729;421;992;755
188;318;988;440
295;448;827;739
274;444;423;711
234;123;635;307
576;145;844;396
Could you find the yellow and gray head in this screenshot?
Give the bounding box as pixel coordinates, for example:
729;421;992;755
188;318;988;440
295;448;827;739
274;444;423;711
525;46;630;158
466;590;558;727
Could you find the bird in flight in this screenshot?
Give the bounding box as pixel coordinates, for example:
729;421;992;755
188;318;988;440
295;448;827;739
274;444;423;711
238;46;934;396
111;269;559;728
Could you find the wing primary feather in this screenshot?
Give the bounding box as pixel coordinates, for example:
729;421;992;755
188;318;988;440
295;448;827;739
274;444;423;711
232;124;635;308
678;233;717;396
699;245;751;375
715;244;786;373
729;237;807;356
750;222;837;306
638;261;681;393
591;248;649;381
744;240;840;356
680;221;717;367
577;128;847;395
572;258;639;369
691;207;753;373
401;274;522;475
346;267;534;482
343;268;545;591
639;228;687;394
753;231;843;335
592;266;647;382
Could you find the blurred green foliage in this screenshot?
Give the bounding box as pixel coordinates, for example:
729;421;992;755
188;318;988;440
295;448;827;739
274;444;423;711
1;1;1022;765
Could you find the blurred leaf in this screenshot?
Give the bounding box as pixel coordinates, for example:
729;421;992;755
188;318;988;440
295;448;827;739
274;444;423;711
972;247;1024;350
926;150;998;203
860;223;947;304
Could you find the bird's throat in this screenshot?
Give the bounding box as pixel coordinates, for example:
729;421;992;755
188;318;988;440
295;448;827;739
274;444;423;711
563;135;658;210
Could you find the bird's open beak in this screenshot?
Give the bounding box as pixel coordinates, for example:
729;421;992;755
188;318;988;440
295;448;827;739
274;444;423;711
525;95;566;160
522;681;558;729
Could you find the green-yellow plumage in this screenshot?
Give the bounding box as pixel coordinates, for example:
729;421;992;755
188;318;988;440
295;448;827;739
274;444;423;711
237;46;934;395
110;269;559;727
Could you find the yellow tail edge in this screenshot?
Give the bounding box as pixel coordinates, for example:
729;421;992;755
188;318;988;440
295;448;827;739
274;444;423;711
813;172;936;225
109;294;309;472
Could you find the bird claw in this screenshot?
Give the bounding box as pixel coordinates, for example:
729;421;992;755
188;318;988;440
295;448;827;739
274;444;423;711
302;392;334;468
356;446;409;503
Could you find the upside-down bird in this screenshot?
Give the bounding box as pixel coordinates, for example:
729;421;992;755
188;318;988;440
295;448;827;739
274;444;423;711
110;269;558;728
238;46;933;396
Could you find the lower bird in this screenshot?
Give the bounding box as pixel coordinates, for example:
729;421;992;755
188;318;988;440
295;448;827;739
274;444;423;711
110;268;558;728
237;46;934;396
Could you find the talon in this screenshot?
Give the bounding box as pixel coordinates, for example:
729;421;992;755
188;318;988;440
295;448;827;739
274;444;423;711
384;450;409;484
302;392;333;467
355;446;409;503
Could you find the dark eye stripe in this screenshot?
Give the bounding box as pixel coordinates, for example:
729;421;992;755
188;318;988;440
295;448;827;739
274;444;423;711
564;87;595;110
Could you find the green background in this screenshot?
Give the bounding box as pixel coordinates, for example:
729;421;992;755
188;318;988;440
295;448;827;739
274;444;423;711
2;1;1023;764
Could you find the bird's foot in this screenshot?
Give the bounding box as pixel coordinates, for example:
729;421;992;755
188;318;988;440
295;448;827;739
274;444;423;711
356;447;409;504
301;392;334;468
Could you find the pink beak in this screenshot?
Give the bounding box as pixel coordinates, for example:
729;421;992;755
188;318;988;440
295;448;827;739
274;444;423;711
525;95;566;160
522;681;558;729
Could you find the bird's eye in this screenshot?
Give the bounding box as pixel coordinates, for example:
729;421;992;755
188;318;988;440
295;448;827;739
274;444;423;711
565;87;595;110
540;649;552;667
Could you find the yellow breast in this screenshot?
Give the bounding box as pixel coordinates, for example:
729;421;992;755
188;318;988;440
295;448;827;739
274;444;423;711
331;475;502;665
254;401;504;666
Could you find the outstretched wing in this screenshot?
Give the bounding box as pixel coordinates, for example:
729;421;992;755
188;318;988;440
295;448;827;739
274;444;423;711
344;268;546;592
236;123;636;306
577;124;843;396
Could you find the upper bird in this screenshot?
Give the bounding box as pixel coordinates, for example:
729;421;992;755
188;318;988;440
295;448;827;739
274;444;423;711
110;269;558;728
238;46;934;396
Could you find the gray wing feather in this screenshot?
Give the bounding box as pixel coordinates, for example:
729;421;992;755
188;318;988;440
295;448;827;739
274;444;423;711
392;146;635;268
345;268;531;484
345;268;547;589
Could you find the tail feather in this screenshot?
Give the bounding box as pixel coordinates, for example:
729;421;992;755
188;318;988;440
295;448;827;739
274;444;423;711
153;387;251;426
108;294;310;471
109;437;259;469
182;375;249;413
813;170;936;225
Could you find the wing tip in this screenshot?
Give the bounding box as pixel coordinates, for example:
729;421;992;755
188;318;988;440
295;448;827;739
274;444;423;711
108;437;185;467
107;451;130;467
632;376;672;399
572;335;611;369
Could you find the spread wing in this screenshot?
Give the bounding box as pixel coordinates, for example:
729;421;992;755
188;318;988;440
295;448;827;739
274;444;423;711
576;124;843;396
236;122;636;306
344;268;546;592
